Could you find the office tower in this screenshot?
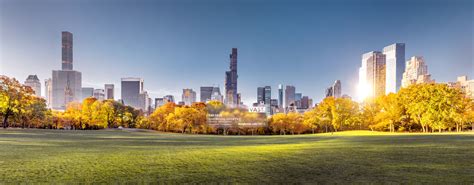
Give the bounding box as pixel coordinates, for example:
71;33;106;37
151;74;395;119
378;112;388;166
164;95;175;103
182;89;196;106
81;87;94;100
24;75;41;97
301;96;309;109
237;93;242;105
104;84;114;100
138;91;149;111
383;43;405;94
359;51;386;100
155;98;165;108
45;78;52;108
225;48;238;106
284;85;295;109
257;87;265;104
333;80;341;98
278;84;283;108
308;98;313;108
200;86;213;102
93;89;105;101
295;93;302;108
62;31;73;70
211;86;223;102
402;56;433;87
325;80;341;98
121;77;143;109
51;31;82;110
325;86;334;98
264;86;271;106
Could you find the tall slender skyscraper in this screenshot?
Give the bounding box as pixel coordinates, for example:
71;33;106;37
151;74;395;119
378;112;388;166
278;84;283;108
52;31;82;110
383;43;405;94
285;85;295;109
62;32;73;70
225;48;238;106
359;51;386;100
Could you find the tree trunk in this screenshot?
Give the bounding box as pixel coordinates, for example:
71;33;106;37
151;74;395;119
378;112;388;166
3;112;10;129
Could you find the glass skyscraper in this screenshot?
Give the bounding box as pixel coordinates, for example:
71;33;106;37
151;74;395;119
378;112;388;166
383;43;405;94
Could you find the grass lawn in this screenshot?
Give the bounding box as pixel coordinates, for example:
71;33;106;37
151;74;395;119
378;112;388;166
0;129;473;183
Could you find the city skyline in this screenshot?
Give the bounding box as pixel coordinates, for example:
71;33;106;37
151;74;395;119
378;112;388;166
1;0;472;106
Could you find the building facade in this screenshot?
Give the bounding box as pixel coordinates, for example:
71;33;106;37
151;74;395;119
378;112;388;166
225;48;238;106
401;56;433;88
45;78;52;108
278;84;283;108
24;75;41;97
104;84;114;100
383;43;405;94
182;88;196;106
81;87;94;100
121;77;144;109
93;89;105;101
51;31;82;110
285;85;295;110
359;51;386;100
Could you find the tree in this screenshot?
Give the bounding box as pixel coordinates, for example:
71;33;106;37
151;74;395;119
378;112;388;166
0;76;32;128
373;94;403;132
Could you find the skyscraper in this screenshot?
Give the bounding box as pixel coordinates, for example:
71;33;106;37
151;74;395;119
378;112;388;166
62;32;73;70
182;88;196;106
257;87;265;104
256;86;271;115
200;86;213;102
155;98;165;108
164;95;175;103
383;43;405;94
359;51;386;100
402;56;432;87
211;86;223;102
225;48;238;106
278;84;283;108
121;77;143;109
325;80;341;98
104;84;114;100
45;78;52;108
24;75;41;97
284;85;295;109
52;31;82;110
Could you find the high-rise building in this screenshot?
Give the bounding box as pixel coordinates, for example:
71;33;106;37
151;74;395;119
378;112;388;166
200;86;213;102
62;32;73;70
45;78;52;108
93;89;105;101
256;86;271;115
333;80;341;98
182;89;196;106
383;43;405;94
225;48;238;106
359;51;386;100
402;56;433;88
138;91;149;112
104;84;114;100
164;95;175;103
285;85;295;109
155;98;165;108
211;86;223;102
325;80;341;98
81;87;94;100
301;96;309;109
51;31;82;110
24;75;41;97
121;77;143;109
325;86;334;98
278;84;283;108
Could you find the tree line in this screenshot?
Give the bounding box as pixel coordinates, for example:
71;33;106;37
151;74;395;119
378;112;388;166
1;75;473;134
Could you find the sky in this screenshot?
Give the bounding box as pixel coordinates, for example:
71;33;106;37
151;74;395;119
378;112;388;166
0;0;472;106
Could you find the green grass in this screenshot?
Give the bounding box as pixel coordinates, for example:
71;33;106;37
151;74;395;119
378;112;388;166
0;129;473;184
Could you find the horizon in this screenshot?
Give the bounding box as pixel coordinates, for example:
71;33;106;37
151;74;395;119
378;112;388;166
1;0;473;106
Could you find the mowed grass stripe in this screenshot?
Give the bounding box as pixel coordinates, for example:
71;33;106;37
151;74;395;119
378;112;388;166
0;129;472;183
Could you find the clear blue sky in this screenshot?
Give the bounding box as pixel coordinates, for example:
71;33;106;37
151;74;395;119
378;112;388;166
1;0;472;105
